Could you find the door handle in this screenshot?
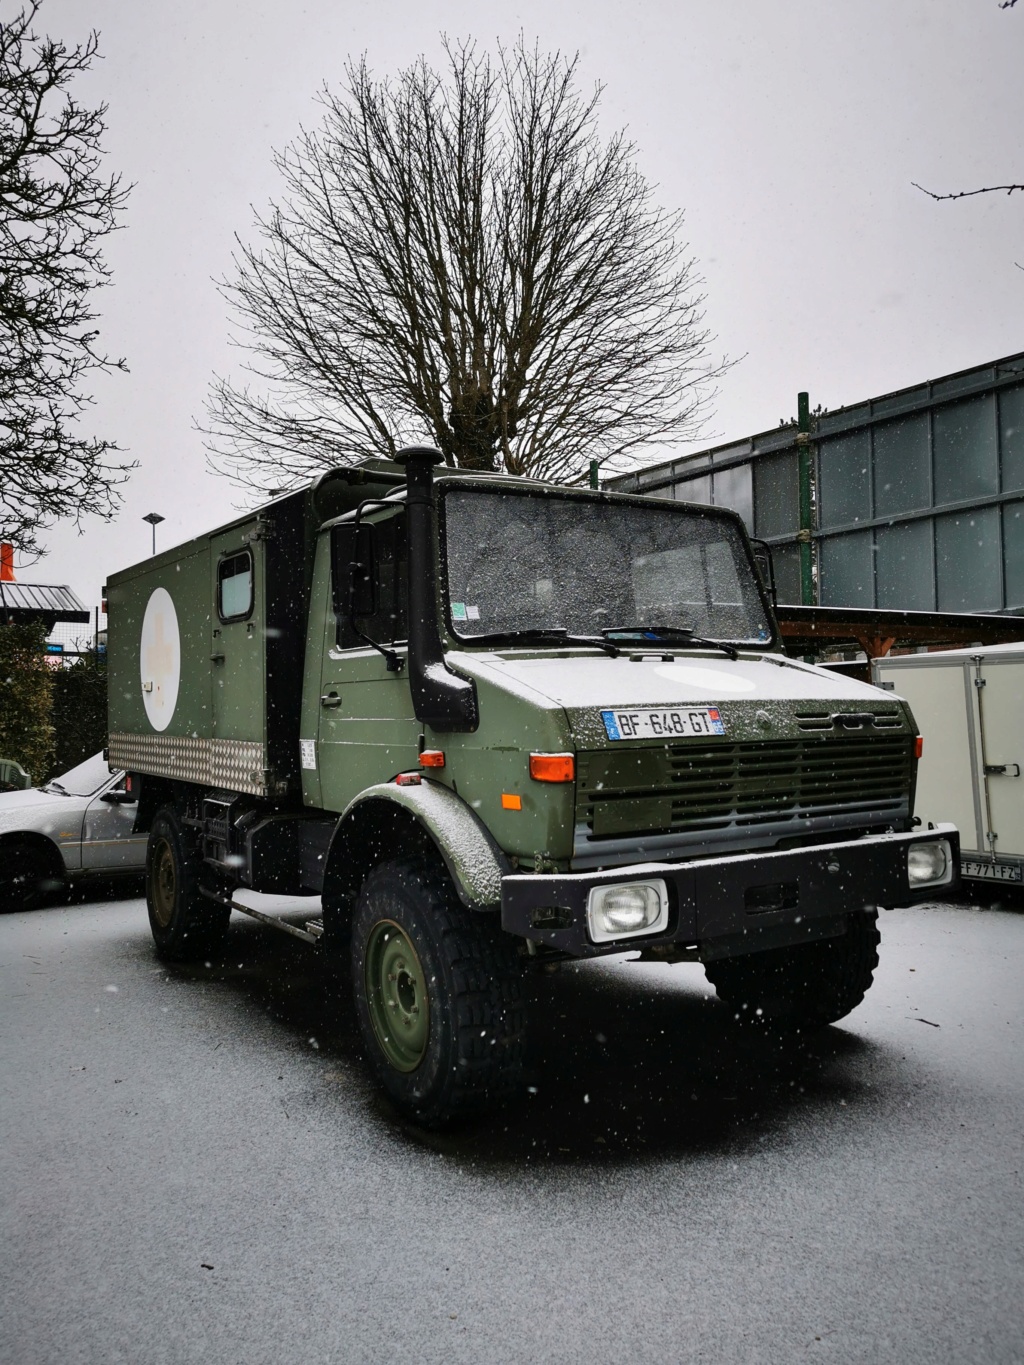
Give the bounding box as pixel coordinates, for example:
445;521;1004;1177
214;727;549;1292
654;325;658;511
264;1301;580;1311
320;692;342;709
984;763;1020;777
210;653;225;664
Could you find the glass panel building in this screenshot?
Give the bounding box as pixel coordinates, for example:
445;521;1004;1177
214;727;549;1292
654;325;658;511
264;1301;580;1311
610;351;1024;612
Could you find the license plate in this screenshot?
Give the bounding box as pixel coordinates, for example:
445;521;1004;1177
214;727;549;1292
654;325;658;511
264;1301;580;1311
962;859;1022;882
601;707;726;741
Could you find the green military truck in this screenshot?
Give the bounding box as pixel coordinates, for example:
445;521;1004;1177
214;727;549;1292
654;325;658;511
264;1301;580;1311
106;447;956;1125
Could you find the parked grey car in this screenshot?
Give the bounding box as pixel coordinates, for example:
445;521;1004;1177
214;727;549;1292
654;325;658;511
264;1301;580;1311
0;753;147;911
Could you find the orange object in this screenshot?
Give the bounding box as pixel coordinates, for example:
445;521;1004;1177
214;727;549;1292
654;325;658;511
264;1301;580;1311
529;753;575;783
501;793;522;810
915;735;924;759
419;750;445;768
0;543;13;582
395;772;422;786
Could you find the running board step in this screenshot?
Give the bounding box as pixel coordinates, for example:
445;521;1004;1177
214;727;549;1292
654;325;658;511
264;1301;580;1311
229;899;320;945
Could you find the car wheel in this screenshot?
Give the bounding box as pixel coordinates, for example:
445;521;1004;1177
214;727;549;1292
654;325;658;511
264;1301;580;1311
351;856;526;1128
0;838;66;912
704;910;880;1028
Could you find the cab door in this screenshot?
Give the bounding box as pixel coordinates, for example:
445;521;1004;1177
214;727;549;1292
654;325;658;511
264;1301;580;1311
316;510;420;814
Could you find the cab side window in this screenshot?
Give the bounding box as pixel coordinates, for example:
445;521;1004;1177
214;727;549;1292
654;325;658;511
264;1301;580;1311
331;513;408;648
218;550;254;621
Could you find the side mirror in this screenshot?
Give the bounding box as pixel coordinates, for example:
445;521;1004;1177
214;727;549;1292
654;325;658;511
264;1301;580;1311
101;789;137;805
749;537;777;607
331;523;377;619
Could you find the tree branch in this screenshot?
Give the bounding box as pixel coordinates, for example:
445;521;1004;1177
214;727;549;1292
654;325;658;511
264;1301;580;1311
912;181;1024;201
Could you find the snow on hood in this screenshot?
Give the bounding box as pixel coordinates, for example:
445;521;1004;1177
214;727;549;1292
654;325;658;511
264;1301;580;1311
0;787;86;836
456;649;889;710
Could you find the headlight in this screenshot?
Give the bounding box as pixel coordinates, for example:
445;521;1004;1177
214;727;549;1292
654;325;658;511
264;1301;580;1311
587;880;669;943
907;840;953;888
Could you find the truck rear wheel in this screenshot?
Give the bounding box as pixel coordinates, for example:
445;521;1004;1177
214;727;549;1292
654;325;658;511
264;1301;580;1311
146;808;230;961
704;910;880;1028
351;857;525;1128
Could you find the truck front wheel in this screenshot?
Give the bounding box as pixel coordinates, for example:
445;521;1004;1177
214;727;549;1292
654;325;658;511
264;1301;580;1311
703;910;881;1028
351;857;525;1128
146;808;230;961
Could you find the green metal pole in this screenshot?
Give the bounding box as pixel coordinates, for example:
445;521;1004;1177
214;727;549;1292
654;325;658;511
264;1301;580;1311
797;391;814;605
589;459;599;490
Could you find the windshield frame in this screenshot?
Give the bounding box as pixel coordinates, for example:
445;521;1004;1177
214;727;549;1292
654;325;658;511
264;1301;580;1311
436;478;779;651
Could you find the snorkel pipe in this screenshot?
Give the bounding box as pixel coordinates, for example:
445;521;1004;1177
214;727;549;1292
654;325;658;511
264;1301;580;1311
394;446;478;732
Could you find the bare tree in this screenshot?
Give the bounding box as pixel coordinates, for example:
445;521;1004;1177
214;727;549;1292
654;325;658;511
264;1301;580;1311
0;1;133;559
205;39;727;490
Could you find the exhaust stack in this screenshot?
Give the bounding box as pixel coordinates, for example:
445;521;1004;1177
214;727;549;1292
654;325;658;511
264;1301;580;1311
394;447;478;733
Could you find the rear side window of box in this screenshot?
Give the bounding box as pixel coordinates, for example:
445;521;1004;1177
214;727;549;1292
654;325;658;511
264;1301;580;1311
219;550;253;621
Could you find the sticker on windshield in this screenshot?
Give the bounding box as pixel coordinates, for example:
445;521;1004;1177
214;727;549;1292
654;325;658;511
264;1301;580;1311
601;707;726;741
452;601;468;620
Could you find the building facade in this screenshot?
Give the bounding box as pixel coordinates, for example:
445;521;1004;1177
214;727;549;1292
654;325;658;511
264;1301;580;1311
610;351;1024;613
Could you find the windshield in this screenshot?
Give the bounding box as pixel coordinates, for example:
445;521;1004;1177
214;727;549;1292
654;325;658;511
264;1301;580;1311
43;752;114;797
442;487;772;645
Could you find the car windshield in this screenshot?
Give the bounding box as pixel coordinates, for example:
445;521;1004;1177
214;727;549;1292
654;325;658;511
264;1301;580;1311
43;752;113;797
442;486;772;645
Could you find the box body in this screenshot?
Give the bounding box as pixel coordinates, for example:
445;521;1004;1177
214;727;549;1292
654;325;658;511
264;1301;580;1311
873;643;1024;881
106;493;307;798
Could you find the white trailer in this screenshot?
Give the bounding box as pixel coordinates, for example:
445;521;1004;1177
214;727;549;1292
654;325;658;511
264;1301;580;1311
873;643;1024;886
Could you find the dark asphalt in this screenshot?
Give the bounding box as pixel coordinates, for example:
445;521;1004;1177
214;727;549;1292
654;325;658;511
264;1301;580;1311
1;891;1022;1364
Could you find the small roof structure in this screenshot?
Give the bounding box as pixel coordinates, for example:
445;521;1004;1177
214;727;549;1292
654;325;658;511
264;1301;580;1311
0;580;90;630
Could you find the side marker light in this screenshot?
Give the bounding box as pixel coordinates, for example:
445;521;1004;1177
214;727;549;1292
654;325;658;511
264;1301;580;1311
395;773;422;787
529;753;575;782
501;793;522;810
419;750;445;768
915;735;924;759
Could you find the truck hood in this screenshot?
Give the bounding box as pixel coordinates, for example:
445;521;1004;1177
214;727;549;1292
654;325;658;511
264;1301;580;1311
455;649;888;711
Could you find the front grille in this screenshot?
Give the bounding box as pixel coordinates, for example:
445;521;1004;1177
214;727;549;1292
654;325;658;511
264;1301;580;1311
577;733;914;840
795;707;903;732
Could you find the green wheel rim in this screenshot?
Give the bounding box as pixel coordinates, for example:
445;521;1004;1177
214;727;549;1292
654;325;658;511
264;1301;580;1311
151;838;176;929
364;919;429;1073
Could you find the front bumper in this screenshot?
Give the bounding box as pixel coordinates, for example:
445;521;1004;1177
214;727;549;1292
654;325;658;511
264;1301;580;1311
501;825;958;959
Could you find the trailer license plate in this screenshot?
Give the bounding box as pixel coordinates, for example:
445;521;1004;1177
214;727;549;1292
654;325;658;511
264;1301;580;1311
601;707;726;740
962;860;1022;882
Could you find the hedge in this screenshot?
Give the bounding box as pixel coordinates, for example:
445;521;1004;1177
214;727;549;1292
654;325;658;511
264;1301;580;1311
0;623;55;783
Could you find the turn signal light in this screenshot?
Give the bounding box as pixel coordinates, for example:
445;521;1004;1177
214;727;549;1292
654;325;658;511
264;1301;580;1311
915;735;924;759
529;753;575;783
419;750;445;768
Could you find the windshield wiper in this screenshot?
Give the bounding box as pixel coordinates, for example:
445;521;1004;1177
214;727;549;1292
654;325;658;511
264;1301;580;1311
602;625;740;661
465;628;621;657
43;780;71;796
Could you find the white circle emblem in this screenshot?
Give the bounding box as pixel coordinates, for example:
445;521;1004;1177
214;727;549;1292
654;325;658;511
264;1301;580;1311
140;587;180;731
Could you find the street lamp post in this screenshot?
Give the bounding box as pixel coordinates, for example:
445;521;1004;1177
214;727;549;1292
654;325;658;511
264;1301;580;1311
142;512;165;556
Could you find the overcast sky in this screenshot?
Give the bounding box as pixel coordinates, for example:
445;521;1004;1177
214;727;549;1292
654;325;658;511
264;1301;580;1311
25;0;1024;609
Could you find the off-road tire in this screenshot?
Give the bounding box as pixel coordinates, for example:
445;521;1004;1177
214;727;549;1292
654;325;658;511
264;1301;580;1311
146;807;230;961
704;910;881;1028
351;856;526;1128
0;838;65;912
